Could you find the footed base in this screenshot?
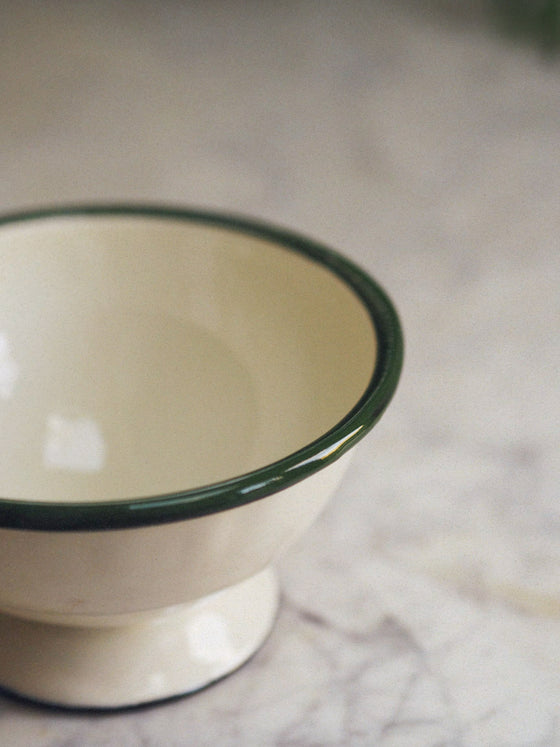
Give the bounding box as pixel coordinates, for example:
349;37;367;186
0;567;278;709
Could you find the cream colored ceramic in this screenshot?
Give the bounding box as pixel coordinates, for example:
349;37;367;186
0;206;403;708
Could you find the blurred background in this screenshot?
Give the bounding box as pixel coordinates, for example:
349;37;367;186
1;1;559;744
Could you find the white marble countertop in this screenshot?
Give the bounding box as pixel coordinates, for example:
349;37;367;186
1;1;559;744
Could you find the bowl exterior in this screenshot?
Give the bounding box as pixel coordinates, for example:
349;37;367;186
0;453;352;625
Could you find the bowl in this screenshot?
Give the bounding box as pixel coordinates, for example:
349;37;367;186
0;205;403;708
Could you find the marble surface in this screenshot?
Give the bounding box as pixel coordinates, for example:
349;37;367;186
1;1;560;744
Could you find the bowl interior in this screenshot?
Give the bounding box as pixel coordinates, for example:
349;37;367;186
0;213;377;502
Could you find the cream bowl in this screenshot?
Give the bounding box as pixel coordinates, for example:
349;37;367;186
0;205;403;708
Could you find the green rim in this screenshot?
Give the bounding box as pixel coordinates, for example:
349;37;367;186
0;204;403;531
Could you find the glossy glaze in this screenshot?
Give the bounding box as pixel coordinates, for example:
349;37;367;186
0;207;402;528
0;568;279;709
0;454;351;623
0;206;403;706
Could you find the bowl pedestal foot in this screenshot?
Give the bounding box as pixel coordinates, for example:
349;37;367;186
0;567;278;710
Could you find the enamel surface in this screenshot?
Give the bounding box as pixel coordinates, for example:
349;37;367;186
0;568;279;709
0;209;402;708
0;453;351;623
0;214;376;503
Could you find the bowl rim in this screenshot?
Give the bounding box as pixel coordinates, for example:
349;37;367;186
0;204;403;532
